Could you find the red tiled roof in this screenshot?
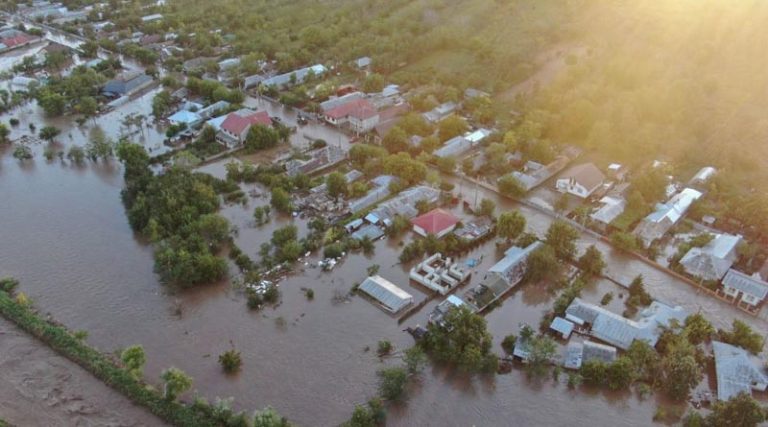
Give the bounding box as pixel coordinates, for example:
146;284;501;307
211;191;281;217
325;98;377;120
411;209;460;235
221;110;271;135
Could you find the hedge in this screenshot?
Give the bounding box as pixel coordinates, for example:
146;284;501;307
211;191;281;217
0;290;218;427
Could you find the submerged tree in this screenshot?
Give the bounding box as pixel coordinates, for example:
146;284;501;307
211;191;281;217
120;345;146;380
160;367;192;401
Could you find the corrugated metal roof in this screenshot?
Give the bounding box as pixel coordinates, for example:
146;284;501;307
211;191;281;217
713;341;768;401
722;269;768;300
358;276;413;313
550;317;574;338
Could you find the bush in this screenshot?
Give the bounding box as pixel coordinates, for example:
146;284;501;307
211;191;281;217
377;339;393;356
501;335;517;354
219;349;242;373
377;367;407;401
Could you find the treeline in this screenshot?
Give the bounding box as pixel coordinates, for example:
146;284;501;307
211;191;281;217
117;143;236;287
0;279;291;427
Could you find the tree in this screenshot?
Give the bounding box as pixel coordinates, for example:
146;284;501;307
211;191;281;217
545;220;579;260
382;126;408;153
271;225;298;247
497;211;526;241
627;275;652;308
77;96;99;123
498;174;526;198
436;155;456;173
478;198;495;217
526;335;557;379
326;171;348;200
706;392;765;427
661;336;701;399
253;407;291;427
345;399;385;427
253;206;271;226
160;367;192;401
438;115;468;141
377;366;408;401
683;313;714;345
524;244;559;282
718;320;764;354
606;356;635;390
270;187;293;213
120;345;146;380
578;245;606;276
12;145;32;161
152;90;172;118
219;349;242;373
362;73;385;92
625;340;660;383
580;360;608;386
246;124;281;150
501;335;517;354
0;123;9;144
86;126;114;161
403;347;427;375
422;306;497;372
38;126;60;144
67;145;86;164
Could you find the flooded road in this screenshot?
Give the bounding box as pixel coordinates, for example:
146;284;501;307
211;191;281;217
0;96;765;426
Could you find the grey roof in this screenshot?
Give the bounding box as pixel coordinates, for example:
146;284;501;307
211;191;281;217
261;64;326;87
680;233;741;281
558;163;605;192
367;186;440;223
320;92;365;112
355;56;371;68
550;317;574;338
722;269;768;300
582;341;618;364
434;136;472;158
488;241;543;285
713;341;768;401
591;196;626;225
102;72;152;96
563;342;584;369
565;298;687;350
358;275;413;313
351;224;385;241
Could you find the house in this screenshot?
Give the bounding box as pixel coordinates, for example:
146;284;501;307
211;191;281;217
564;341;618;370
721;269;768;308
565;298;687;350
453;217;493;241
260;64;326;89
506;155;571;192
310;169;362;194
216;109;271;147
590;196;626;229
712;341;768;401
168;110;202;128
488;241;543;286
102;71;153;97
556;163;606;199
320;92;365;113
680;233;742;281
0;29;39;51
368;186;441;226
428;295;472;327
423;102;457;123
351;224;385;241
433;129;491;159
284;145;345;177
634;188;703;247
358;275;414;314
324;98;379;133
411;209;460;238
348;175;397;213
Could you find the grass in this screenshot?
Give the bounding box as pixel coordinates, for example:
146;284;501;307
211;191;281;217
0;289;218;427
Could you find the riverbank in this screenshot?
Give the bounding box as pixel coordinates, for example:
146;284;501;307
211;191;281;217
0;316;166;426
0;288;226;427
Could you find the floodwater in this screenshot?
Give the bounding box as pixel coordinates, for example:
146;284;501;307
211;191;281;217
1;92;766;426
0;317;166;426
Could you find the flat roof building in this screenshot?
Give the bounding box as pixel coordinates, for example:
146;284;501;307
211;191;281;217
358;275;413;314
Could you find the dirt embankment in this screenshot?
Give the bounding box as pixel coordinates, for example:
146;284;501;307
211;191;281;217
0;317;166;427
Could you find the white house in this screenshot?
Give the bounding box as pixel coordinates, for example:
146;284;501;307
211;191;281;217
721;269;768;307
556;163;606;199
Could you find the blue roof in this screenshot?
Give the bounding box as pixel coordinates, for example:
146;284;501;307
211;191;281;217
371;175;395;188
365;213;380;224
168;110;201;124
550;317;574;337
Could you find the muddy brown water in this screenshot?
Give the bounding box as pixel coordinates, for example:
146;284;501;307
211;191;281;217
1;96;765;426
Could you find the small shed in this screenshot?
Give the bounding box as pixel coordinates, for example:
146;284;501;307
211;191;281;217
550;317;575;339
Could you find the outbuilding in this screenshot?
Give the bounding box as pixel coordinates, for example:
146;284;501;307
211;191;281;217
358;275;414;314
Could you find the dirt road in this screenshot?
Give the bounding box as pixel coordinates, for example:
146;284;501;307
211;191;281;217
0;317;166;427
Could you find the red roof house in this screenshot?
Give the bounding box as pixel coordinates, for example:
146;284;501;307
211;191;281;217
218;109;272;147
324;98;379;133
411;208;460;238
